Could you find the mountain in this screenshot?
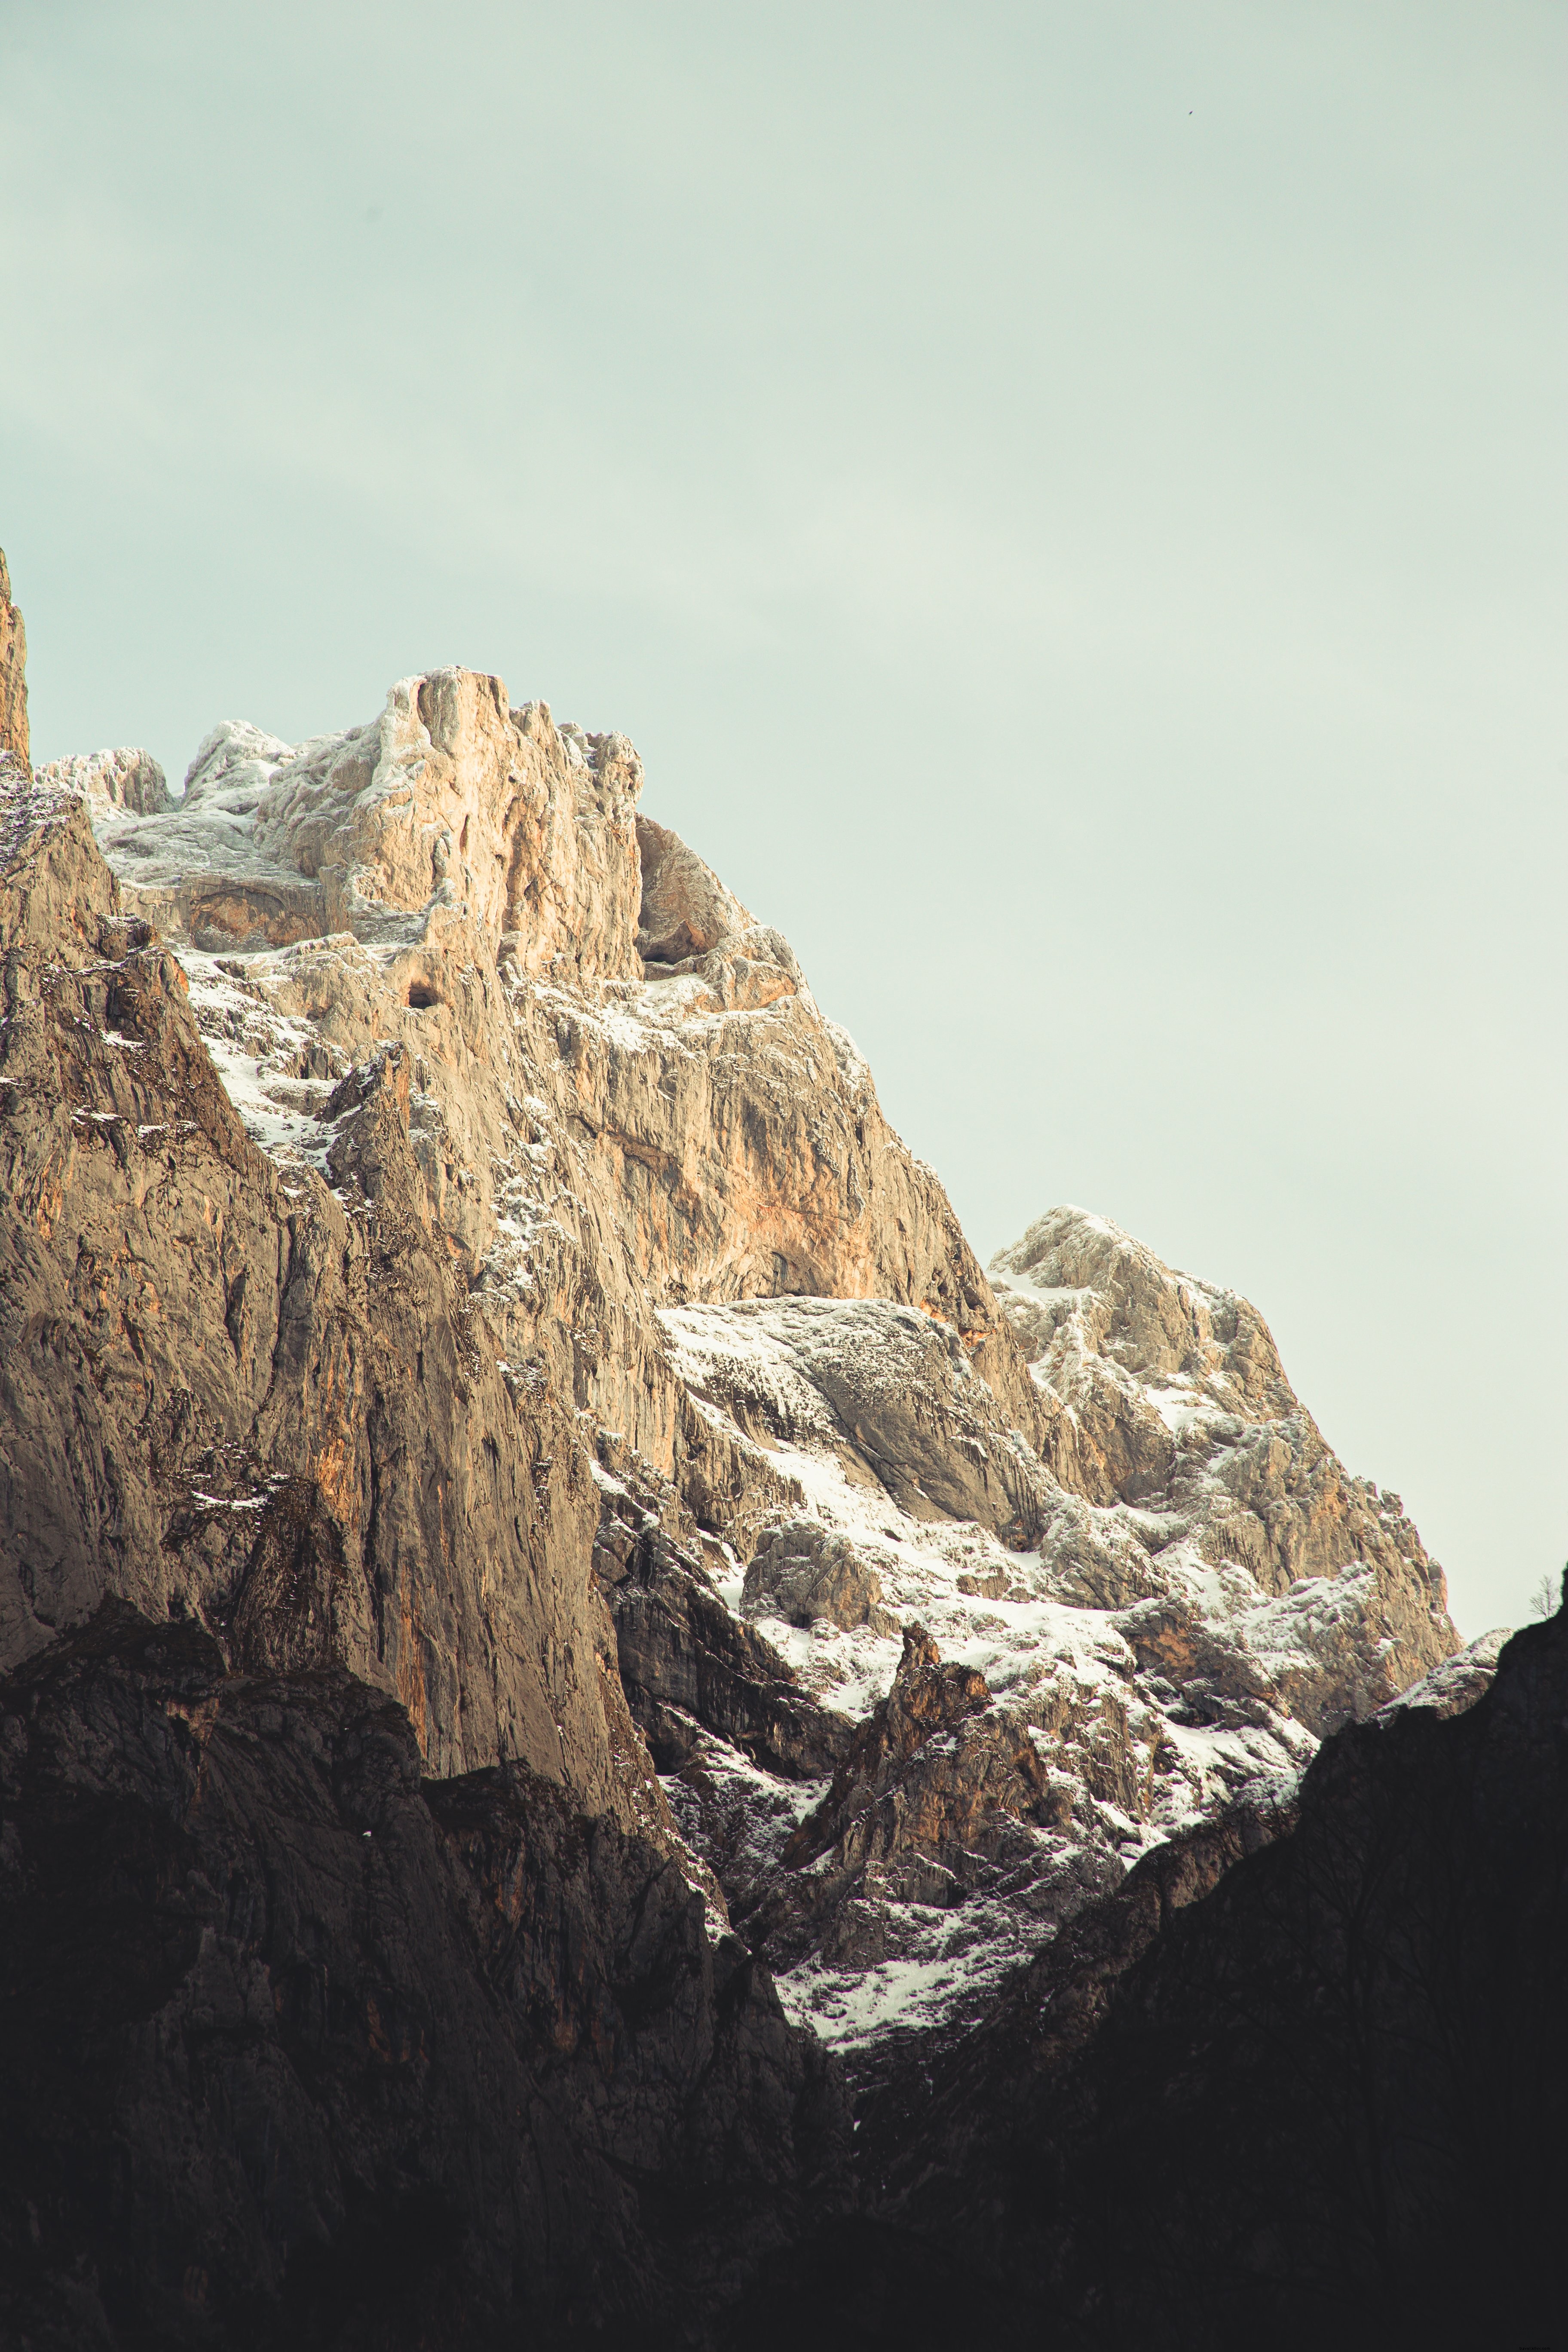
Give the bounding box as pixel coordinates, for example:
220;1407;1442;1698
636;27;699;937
0;557;1523;2346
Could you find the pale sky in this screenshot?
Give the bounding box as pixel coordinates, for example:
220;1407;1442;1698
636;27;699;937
2;0;1563;1635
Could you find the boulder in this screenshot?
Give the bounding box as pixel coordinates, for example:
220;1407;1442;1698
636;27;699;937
744;1520;898;1633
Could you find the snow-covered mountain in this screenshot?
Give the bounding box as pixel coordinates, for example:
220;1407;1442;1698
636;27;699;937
18;656;1469;2062
0;562;1510;2339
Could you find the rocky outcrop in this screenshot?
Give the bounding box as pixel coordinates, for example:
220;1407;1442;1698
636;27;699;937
634;814;809;1013
0;1603;846;2349
744;1521;899;1635
0;769;666;1842
991;1207;1455;1728
35;744;172;816
595;1461;850;1785
0;550;26;767
731;1625;1124;2007
649;1257;1458;2049
635;815;749;964
664;1295;1053;1541
77;668;1032;1467
2;634;1072;2029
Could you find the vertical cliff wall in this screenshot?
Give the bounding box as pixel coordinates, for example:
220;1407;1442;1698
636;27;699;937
0;552;26;769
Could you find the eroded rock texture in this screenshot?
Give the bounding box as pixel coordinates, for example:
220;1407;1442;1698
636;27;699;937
0;771;660;1836
4;606;1468;2034
651;1274;1460;2049
991;1207;1451;1726
35;744;171;816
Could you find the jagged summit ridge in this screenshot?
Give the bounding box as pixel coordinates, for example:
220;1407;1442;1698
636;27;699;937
36;743;170;815
0;652;1025;1798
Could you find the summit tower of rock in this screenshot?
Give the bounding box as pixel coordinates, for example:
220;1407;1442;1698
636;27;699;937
0;547;1491;2347
0;549;28;767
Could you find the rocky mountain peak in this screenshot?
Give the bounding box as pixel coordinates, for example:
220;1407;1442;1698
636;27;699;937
0;588;1500;2346
0;642;1466;2017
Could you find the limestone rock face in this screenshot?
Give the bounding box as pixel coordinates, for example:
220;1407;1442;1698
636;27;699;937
85;682;644;968
74;671;1031;1479
0;550;26;767
2;598;1522;2346
0;770;672;1852
744;1521;897;1635
35;744;171;815
636;814;752;963
664;1296;1053;1542
644;1237;1459;2048
746;1625;1089;1988
990;1207;1454;1727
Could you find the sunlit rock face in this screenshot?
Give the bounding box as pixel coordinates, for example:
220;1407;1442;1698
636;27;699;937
0;551;26;767
989;1206;1456;1730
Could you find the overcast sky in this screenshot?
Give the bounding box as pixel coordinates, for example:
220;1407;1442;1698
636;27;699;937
2;0;1562;1635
